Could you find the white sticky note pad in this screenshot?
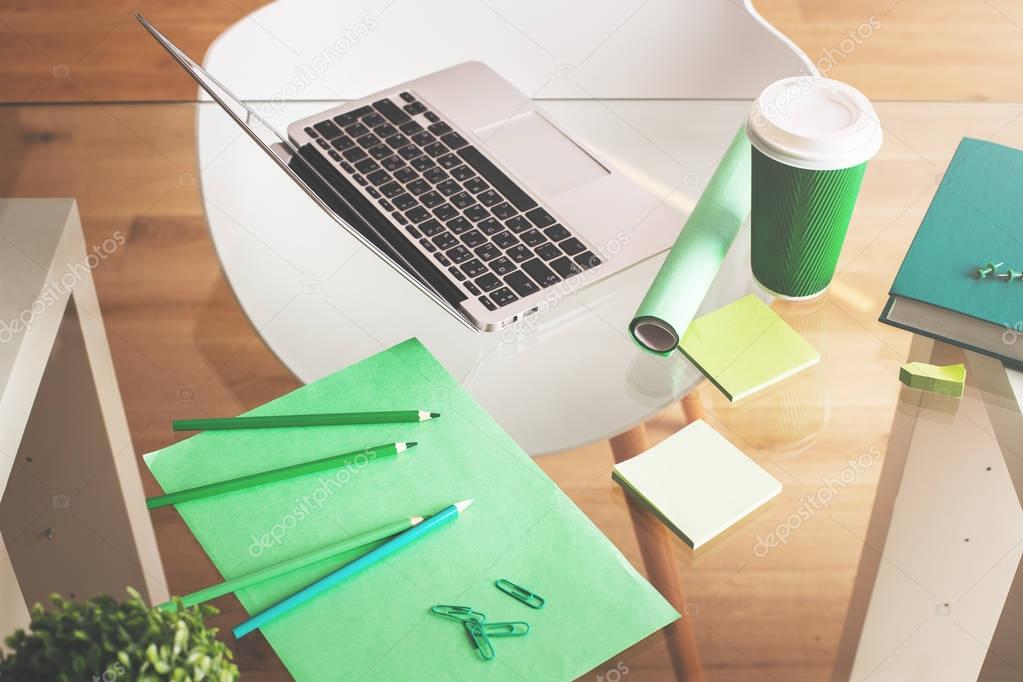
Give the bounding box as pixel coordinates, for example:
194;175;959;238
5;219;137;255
612;420;781;549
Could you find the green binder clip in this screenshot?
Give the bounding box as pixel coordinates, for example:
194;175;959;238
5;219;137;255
464;622;496;661
430;604;486;624
495;579;545;609
481;621;530;637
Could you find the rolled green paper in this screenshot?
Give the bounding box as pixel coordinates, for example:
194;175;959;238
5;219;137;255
146;441;414;509
157;515;421;610
629;127;752;355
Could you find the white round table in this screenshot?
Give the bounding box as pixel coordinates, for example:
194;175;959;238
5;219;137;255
194;1;810;455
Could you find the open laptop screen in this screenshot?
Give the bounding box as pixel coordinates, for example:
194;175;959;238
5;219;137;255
135;13;476;331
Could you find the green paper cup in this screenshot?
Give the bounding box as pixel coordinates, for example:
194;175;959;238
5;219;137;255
746;77;882;299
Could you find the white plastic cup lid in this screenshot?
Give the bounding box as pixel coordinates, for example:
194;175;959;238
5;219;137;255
746;76;882;171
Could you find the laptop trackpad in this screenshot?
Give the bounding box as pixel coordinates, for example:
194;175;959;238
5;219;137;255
475;112;609;198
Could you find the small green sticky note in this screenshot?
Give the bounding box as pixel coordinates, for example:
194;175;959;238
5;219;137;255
899;362;966;398
678;294;820;402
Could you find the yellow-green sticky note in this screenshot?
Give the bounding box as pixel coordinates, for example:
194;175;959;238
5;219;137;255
899;362;966;398
678;294;820;402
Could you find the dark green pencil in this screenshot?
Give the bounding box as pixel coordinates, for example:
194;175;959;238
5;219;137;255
146;441;415;509
172;410;439;432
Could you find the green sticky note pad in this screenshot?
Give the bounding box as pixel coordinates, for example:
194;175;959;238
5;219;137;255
899;361;966;398
678;294;820;402
144;339;678;680
613;419;782;549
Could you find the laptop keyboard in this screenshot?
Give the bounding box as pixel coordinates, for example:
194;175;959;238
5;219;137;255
303;91;602;311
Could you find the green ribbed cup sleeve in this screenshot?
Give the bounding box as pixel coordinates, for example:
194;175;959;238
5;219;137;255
750;148;867;299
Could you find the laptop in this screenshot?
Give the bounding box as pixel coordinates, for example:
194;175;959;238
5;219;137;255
138;14;674;332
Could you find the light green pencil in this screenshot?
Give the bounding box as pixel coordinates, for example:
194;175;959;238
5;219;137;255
146;442;415;509
158;515;423;610
172;410;439;432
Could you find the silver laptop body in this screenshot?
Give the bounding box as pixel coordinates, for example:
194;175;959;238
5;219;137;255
138;14;673;332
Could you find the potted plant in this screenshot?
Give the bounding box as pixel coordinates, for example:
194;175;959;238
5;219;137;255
0;588;238;681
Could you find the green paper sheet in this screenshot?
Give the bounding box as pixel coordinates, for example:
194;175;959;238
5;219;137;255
678;294;820;402
629;127;752;355
145;339;677;680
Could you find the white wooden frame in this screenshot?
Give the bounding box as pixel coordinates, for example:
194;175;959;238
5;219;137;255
0;199;167;638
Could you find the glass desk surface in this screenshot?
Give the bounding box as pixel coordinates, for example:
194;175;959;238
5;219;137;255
2;99;1022;681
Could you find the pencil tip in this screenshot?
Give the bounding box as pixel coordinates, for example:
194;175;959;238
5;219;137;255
454;499;474;513
405;441;418;448
429;412;440;418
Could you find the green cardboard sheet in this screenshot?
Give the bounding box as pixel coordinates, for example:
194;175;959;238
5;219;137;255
629;126;751;355
145;339;677;680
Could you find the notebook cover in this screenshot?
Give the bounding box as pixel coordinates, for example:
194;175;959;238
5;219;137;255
145;338;677;681
879;297;1022;367
887;137;1023;328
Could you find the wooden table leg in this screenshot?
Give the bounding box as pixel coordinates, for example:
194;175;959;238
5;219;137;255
680;393;706;423
611;420;705;682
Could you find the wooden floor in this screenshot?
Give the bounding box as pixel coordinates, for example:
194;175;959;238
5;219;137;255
1;2;1021;681
757;0;1023;101
2;0;1023;103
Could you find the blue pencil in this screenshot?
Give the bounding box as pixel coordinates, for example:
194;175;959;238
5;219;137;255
233;499;474;638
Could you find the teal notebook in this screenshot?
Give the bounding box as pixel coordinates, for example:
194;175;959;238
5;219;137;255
881;137;1023;365
145;339;677;680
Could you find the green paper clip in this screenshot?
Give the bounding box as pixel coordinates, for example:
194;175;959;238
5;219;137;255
430;604;486;624
481;621;530;637
464;622;495;661
495;579;545;609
